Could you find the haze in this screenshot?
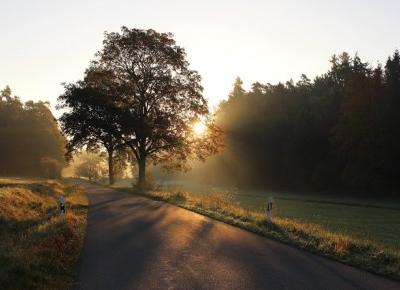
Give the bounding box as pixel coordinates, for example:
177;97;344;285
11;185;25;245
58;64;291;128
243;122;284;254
1;0;399;115
2;1;400;288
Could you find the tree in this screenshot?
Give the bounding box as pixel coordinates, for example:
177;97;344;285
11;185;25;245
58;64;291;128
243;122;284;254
331;60;379;189
229;77;246;100
381;50;400;189
58;67;124;185
75;152;107;182
93;27;222;190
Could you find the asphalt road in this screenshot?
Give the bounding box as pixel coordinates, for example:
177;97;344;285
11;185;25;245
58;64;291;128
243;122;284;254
73;181;400;290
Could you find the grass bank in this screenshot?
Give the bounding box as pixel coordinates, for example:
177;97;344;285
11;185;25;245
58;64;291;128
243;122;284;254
120;187;400;280
0;178;88;290
114;178;400;251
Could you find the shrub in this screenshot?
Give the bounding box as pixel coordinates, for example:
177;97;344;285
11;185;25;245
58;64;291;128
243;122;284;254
201;191;236;211
40;157;62;179
171;190;189;202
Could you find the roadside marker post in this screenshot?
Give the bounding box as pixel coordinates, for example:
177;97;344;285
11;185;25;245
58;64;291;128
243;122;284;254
60;196;65;220
266;196;274;222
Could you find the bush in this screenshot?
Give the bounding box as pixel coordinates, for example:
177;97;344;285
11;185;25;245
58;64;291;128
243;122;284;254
170;190;189;202
201;191;236;211
39;157;62;179
74;153;106;182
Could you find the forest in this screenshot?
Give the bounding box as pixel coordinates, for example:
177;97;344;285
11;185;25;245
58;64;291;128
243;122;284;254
200;51;400;195
0;87;66;178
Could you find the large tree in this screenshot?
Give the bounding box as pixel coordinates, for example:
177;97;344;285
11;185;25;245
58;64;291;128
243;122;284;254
59;27;222;190
93;27;222;189
58;67;124;185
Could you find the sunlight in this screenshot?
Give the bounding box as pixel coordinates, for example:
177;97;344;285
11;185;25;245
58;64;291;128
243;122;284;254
193;121;206;136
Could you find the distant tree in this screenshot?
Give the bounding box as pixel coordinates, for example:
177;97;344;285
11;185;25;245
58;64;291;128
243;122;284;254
75;152;107;182
112;149;131;180
92;27;222;190
329;52;352;88
229;77;246;100
0;86;12;101
332;59;379;189
40;157;62;179
0;87;66;177
381;50;400;189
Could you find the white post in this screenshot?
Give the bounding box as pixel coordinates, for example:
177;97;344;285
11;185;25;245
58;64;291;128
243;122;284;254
266;196;274;222
60;196;65;220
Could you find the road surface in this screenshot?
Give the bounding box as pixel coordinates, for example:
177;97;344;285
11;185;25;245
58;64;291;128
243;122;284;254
73;181;400;290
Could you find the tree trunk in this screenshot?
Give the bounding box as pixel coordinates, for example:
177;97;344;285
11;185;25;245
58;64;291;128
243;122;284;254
108;150;115;185
137;157;146;191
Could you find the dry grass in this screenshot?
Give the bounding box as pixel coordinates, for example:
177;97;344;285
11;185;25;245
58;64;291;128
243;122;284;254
0;179;88;290
141;189;400;280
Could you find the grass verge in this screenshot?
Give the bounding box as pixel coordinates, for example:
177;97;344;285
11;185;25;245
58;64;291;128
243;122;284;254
121;188;400;281
0;179;88;290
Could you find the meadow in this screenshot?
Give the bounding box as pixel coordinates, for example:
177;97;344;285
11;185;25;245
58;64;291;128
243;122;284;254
0;177;88;290
233;191;400;251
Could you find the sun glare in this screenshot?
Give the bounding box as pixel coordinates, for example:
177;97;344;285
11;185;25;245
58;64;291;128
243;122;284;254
193;121;206;136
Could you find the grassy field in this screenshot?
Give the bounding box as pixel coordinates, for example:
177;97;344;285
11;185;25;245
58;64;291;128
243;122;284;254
114;178;400;280
0;177;88;290
234;192;400;252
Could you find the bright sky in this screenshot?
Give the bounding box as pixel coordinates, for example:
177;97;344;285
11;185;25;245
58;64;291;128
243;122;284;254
1;0;399;116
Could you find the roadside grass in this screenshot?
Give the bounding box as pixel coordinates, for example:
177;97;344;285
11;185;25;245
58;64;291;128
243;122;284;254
0;178;88;290
118;187;400;280
116;178;400;251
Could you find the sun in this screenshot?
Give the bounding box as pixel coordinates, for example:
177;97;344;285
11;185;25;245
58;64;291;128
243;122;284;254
193;121;206;136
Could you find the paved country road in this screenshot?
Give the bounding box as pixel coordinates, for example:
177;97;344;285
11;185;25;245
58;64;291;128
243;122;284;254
73;181;400;290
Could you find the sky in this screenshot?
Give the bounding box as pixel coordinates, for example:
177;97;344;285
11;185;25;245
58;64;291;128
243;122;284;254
1;0;399;116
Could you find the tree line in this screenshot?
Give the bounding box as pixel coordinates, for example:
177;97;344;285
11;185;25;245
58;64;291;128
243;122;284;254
3;25;398;196
0;86;66;178
200;51;400;195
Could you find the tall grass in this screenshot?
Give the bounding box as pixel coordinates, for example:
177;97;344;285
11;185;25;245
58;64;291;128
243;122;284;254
141;189;400;280
0;180;88;290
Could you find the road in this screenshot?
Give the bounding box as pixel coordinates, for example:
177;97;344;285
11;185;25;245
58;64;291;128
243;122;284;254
73;181;400;290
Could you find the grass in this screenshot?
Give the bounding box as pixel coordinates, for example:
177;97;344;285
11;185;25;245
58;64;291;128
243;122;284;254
230;192;400;252
0;177;88;290
115;184;400;281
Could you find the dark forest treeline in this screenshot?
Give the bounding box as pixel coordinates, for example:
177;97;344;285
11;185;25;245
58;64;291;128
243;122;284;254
204;51;400;195
0;87;66;178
